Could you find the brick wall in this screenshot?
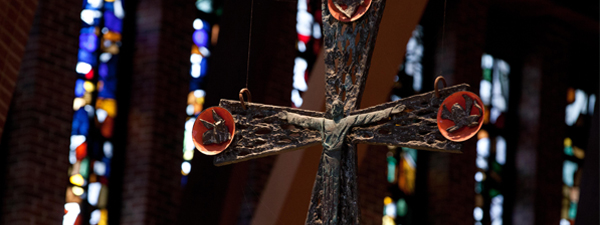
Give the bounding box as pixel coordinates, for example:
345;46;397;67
0;0;39;141
357;145;389;225
119;0;195;224
0;0;80;224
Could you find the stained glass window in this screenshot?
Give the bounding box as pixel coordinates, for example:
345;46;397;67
383;26;423;225
181;0;223;185
560;87;595;224
474;54;510;225
65;0;125;224
291;0;322;107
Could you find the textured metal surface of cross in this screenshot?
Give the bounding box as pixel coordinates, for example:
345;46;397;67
213;0;468;224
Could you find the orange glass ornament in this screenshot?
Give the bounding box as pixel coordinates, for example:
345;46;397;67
192;107;235;155
437;91;484;142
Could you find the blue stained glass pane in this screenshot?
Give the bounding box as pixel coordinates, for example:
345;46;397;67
79;33;98;52
102;157;111;178
202;20;211;32
100;58;118;80
99;63;109;79
78;49;97;66
72;108;90;136
99;79;117;99
104;11;122;32
75;79;85;97
181;175;188;186
200;57;208;76
80;27;96;34
193;30;209;47
189;77;204;91
103;2;114;12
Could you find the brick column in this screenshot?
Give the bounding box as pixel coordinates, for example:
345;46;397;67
512;29;570;225
0;0;80;224
426;0;490;224
119;0;194;224
0;0;39;140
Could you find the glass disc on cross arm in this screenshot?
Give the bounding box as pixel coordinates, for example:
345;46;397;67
192;107;235;155
437;91;484;142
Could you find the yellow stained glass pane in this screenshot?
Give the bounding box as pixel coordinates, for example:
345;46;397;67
187;92;196;104
99;209;108;225
573;146;585;159
477;130;489;140
183;150;194;161
84;92;93;104
98;185;109;209
561;197;569;219
398;158;416;194
196;96;205;105
65;187;82;203
103;44;119;54
84;81;95;92
192;45;200;54
384;196;392;205
194;104;203;115
475;194;484;207
70;174;85;186
72;186;85;196
567;88;575;104
96;98;117;118
73;98;86;111
103;31;121;41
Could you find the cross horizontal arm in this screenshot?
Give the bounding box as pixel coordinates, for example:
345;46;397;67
214;100;325;166
348;84;470;152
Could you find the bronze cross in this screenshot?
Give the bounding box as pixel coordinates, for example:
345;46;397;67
213;0;469;224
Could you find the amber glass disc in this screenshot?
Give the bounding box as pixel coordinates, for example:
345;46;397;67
327;0;372;22
437;91;484;142
192;107;235;155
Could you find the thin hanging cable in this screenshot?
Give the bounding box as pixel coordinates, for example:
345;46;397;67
246;0;255;89
439;0;448;76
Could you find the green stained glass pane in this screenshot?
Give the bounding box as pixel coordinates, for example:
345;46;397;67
216;7;223;16
196;0;213;13
483;69;492;81
489;188;500;198
568;202;577;219
564;146;573;156
387;156;397;183
402;147;417;162
492;162;502;173
397;198;407;217
80;158;90;179
475;182;482;194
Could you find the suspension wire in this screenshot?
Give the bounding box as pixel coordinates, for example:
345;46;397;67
439;0;448;76
245;0;255;89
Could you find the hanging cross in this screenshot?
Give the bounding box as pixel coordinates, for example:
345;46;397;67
207;0;475;224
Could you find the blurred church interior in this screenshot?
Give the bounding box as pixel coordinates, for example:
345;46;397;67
0;0;597;224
